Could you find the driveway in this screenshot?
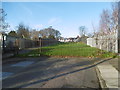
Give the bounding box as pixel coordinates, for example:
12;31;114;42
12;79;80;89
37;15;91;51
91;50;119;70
2;57;100;89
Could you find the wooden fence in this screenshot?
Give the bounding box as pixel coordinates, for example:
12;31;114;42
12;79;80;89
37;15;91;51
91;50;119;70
1;34;59;53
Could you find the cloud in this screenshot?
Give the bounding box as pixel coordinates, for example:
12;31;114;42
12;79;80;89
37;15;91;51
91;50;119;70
48;17;62;25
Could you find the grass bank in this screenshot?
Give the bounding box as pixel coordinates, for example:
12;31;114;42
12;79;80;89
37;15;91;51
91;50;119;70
17;42;117;58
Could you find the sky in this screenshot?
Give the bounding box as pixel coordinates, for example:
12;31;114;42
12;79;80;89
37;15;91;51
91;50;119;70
2;2;112;38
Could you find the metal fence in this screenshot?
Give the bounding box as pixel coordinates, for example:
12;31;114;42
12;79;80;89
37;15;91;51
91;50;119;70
87;33;120;53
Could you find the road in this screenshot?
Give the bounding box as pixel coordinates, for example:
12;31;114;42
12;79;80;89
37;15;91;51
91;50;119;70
2;57;100;89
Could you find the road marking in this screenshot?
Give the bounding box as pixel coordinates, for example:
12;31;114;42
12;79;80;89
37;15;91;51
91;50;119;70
11;61;34;67
0;72;13;80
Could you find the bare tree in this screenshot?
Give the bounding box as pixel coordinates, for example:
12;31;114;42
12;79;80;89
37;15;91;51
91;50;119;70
79;26;86;37
17;23;30;39
30;29;39;41
111;2;118;33
99;9;111;35
0;9;9;33
97;2;119;52
87;33;93;38
91;22;97;35
99;3;118;34
39;26;61;39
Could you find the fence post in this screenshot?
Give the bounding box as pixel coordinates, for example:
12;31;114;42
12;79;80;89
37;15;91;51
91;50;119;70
39;38;42;53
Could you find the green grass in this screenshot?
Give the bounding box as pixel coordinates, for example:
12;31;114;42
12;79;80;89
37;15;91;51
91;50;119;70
17;42;117;58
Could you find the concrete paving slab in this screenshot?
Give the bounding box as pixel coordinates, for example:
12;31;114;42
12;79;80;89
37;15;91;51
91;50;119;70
105;79;118;88
97;60;119;88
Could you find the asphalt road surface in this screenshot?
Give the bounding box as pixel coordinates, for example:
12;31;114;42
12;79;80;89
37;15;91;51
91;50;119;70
2;57;100;89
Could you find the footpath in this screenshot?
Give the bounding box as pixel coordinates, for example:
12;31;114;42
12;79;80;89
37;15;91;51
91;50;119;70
96;58;120;89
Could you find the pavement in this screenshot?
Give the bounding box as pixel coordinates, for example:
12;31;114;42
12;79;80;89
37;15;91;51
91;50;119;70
95;58;120;89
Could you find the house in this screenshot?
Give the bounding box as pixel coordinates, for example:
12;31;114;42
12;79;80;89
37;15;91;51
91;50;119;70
75;35;88;44
58;37;78;42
